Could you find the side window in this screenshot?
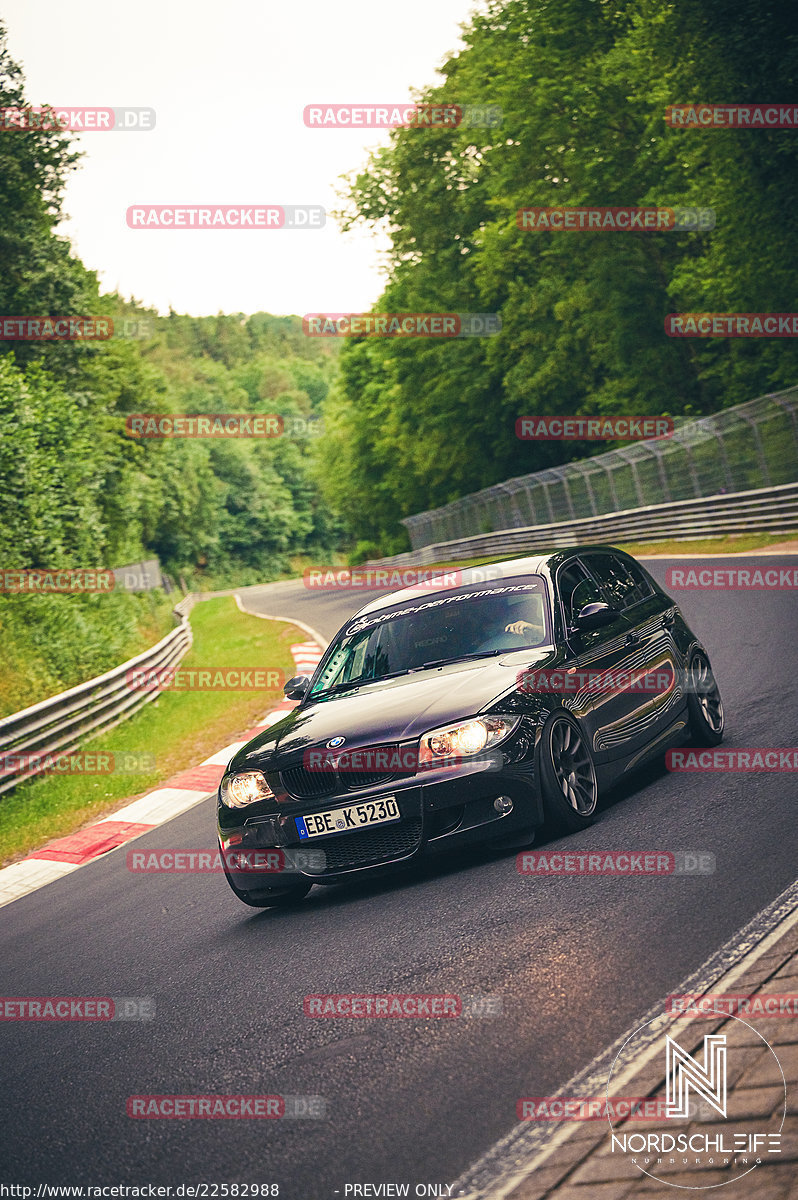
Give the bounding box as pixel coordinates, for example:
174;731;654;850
621;557;654;606
557;560;602;630
585;553;651;610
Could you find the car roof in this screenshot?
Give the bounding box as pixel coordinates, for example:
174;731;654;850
351;544;631;618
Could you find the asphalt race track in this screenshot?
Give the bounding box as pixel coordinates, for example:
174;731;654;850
2;556;797;1196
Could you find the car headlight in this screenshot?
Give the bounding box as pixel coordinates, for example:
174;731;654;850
418;716;520;766
220;770;275;809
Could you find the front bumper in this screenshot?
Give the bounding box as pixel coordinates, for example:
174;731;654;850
217;751;542;890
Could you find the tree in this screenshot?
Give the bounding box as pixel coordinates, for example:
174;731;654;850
321;0;798;547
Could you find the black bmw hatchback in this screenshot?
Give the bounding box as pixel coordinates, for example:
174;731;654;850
217;546;724;907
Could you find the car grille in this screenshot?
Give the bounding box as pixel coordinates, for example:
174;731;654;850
281;748;410;799
310;817;423;873
280;765;336;800
343;768;395;790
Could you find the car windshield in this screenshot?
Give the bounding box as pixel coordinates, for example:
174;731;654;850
309;575;551;699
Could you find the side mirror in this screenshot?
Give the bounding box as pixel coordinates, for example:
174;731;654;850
572;601;620;632
284;675;310;700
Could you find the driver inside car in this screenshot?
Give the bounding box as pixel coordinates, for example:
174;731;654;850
463;593;547;653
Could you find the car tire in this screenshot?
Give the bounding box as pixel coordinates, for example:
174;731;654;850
686;650;724;746
539;711;599;835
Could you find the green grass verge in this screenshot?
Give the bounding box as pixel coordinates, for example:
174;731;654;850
0;597;310;867
613;532;796;557
0;591;177;718
413;531;796;573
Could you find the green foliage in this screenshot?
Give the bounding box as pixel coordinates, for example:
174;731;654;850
0;33;104;382
348;540;384;566
0;21;340;594
0;597;307;859
321;0;798;546
0;590;175;716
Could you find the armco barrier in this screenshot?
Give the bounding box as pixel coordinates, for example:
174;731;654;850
369;481;798;568
0;596;194;798
401;387;798;549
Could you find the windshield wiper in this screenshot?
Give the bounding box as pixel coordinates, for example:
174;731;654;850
314;669;412;698
413;649;504;671
314;652;503;697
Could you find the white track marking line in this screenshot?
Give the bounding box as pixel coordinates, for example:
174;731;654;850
0;859;80;907
0;637;322;909
233;593;329;649
202;743;248;766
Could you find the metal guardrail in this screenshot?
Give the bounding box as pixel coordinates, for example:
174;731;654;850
371;482;798;568
0;597;194;798
402;387;798;549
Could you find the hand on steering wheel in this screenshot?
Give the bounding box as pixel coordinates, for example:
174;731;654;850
505;619;539;637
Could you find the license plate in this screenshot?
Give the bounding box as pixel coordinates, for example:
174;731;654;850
295;797;401;840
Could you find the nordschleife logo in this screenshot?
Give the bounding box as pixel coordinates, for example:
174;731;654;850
606;1010;786;1189
666;1034;727;1119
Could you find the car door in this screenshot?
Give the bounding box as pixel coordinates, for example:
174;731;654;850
555;556;641;765
581;551;681;760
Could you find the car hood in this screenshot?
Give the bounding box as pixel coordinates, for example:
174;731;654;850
228;646;556;771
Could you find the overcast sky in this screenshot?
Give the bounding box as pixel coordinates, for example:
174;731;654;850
3;0;483;316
